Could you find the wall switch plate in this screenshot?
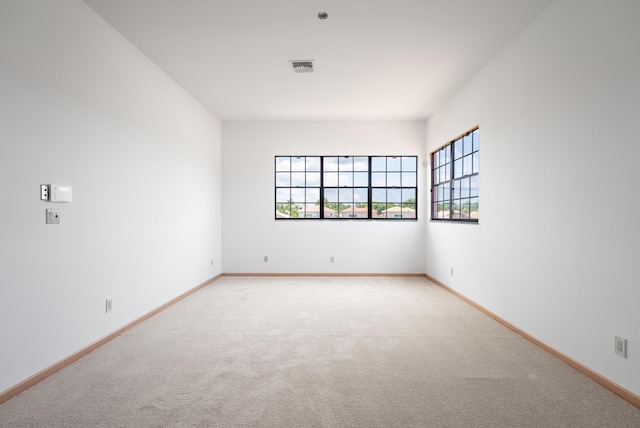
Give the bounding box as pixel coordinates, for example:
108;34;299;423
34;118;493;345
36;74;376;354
615;336;627;358
46;209;60;224
106;299;113;313
330;256;335;263
263;256;268;262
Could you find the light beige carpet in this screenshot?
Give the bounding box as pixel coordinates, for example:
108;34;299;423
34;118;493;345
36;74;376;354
1;276;639;427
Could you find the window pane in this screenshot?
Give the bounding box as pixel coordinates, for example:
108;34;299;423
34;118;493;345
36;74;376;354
353;172;368;186
276;188;290;203
402;188;416;203
291;157;305;171
452;202;460;219
453;180;460;199
371;157;386;171
402;172;416;187
470;197;479;219
460;199;471;218
387;172;401;187
308;156;320;170
339;156;353;171
276;172;290;186
387;188;401;203
340;203;354;218
371;172;386;187
291;188;305;202
470;175;479;197
303;203;320;218
440;148;448;166
402;156;417;171
324;157;338;171
339;188;353;203
387;157;401;171
338;172;352;187
454;140;463;159
444;164;451;181
354;157;368;171
291;172;305;187
276;207;291;218
306;188;320;202
454;159;462;179
324;206;338;218
324;172;338;187
463;134;473;156
372;188;386;202
307;172;321;186
472;130;479;152
372;203;385;217
473;152;479;174
354;189;368;207
461;177;470;198
402;205;416;218
463;155;472;176
324;188;338;203
275;156;290;171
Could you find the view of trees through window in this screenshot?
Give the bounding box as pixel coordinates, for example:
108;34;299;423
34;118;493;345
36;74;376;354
431;127;479;222
275;156;417;220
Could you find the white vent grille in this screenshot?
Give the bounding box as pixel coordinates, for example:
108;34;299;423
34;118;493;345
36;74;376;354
290;60;314;73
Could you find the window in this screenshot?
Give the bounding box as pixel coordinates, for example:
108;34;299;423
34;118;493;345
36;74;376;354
431;127;479;222
275;156;417;220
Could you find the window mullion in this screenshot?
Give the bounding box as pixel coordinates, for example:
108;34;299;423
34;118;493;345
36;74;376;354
319;156;324;219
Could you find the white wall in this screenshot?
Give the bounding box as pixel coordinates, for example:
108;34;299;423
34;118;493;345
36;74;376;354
425;0;640;395
222;121;426;274
0;0;222;394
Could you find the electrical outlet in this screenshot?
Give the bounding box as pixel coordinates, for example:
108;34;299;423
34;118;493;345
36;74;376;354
264;256;268;262
105;299;113;313
330;256;335;263
615;336;627;358
40;184;49;201
450;267;454;276
210;259;214;267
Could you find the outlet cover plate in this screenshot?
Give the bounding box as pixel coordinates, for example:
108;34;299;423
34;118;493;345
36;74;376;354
46;209;60;224
41;184;49;201
615;336;627;358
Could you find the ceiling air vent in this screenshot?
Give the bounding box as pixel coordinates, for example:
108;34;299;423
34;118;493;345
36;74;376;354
290;60;314;73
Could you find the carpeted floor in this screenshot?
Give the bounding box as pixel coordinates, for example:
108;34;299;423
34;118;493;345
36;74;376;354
1;276;639;427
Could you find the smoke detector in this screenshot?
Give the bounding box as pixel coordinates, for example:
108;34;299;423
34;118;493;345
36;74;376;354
290;60;314;73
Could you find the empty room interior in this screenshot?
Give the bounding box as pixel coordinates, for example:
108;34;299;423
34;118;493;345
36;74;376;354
1;0;639;426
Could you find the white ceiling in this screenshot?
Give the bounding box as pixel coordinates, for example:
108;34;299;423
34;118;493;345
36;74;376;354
83;0;554;121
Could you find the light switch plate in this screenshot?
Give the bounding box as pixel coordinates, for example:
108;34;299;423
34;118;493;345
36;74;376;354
46;209;60;224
